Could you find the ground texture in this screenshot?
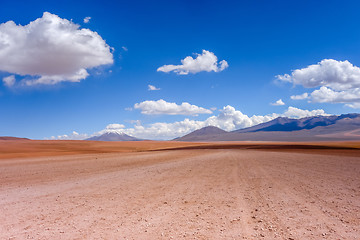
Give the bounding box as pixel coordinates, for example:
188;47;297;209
0;141;359;239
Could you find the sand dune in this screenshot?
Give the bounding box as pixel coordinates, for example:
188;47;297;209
0;140;359;239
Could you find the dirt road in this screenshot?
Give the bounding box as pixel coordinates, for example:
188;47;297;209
0;148;359;239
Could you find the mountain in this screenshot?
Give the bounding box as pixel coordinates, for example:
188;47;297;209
234;113;359;133
86;132;141;141
174;126;227;142
176;113;360;142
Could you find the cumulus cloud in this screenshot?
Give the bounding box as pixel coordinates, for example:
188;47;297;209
105;123;125;130
283;106;329;119
276;59;360;90
310;88;360;108
122;105;328;139
291;93;309;100
123;119;205;140
134;99;213;116
203;105;278;131
83;17;91;23
51;106;329;140
157;50;228;75
276;73;292;82
50;131;89;140
277;59;360;107
345;103;360;109
2;75;15;87
271;99;285;106
0;12;113;86
310;86;360;104
148;84;160;91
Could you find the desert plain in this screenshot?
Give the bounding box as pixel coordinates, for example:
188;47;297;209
0;139;360;239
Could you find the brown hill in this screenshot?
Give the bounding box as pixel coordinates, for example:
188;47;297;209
174;126;227;141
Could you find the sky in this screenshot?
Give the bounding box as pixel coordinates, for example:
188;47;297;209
1;0;360;140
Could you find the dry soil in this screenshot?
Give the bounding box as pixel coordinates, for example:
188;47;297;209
0;141;359;239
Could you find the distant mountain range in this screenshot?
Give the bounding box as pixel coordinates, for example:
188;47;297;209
176;113;360;141
3;113;360;142
86;132;141;141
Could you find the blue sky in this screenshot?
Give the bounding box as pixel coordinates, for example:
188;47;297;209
1;0;360;140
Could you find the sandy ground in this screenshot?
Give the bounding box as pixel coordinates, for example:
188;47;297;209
0;141;360;239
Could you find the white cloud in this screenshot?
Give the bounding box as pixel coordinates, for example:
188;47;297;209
276;59;360;91
122;46;128;51
0;12;113;85
105;123;125;130
157;50;228;75
271;99;285;106
277;59;360;107
83;16;91;23
203;105;279;131
291;93;309;100
50;106;329;140
50;131;89;140
148;84;160;91
2;75;15;87
345;103;360;109
123;119;205;140
276;73;292;82
310;86;360;104
123;105;328;139
283;106;329;119
133;99;213;116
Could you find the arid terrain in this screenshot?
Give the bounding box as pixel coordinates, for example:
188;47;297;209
0;140;360;239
